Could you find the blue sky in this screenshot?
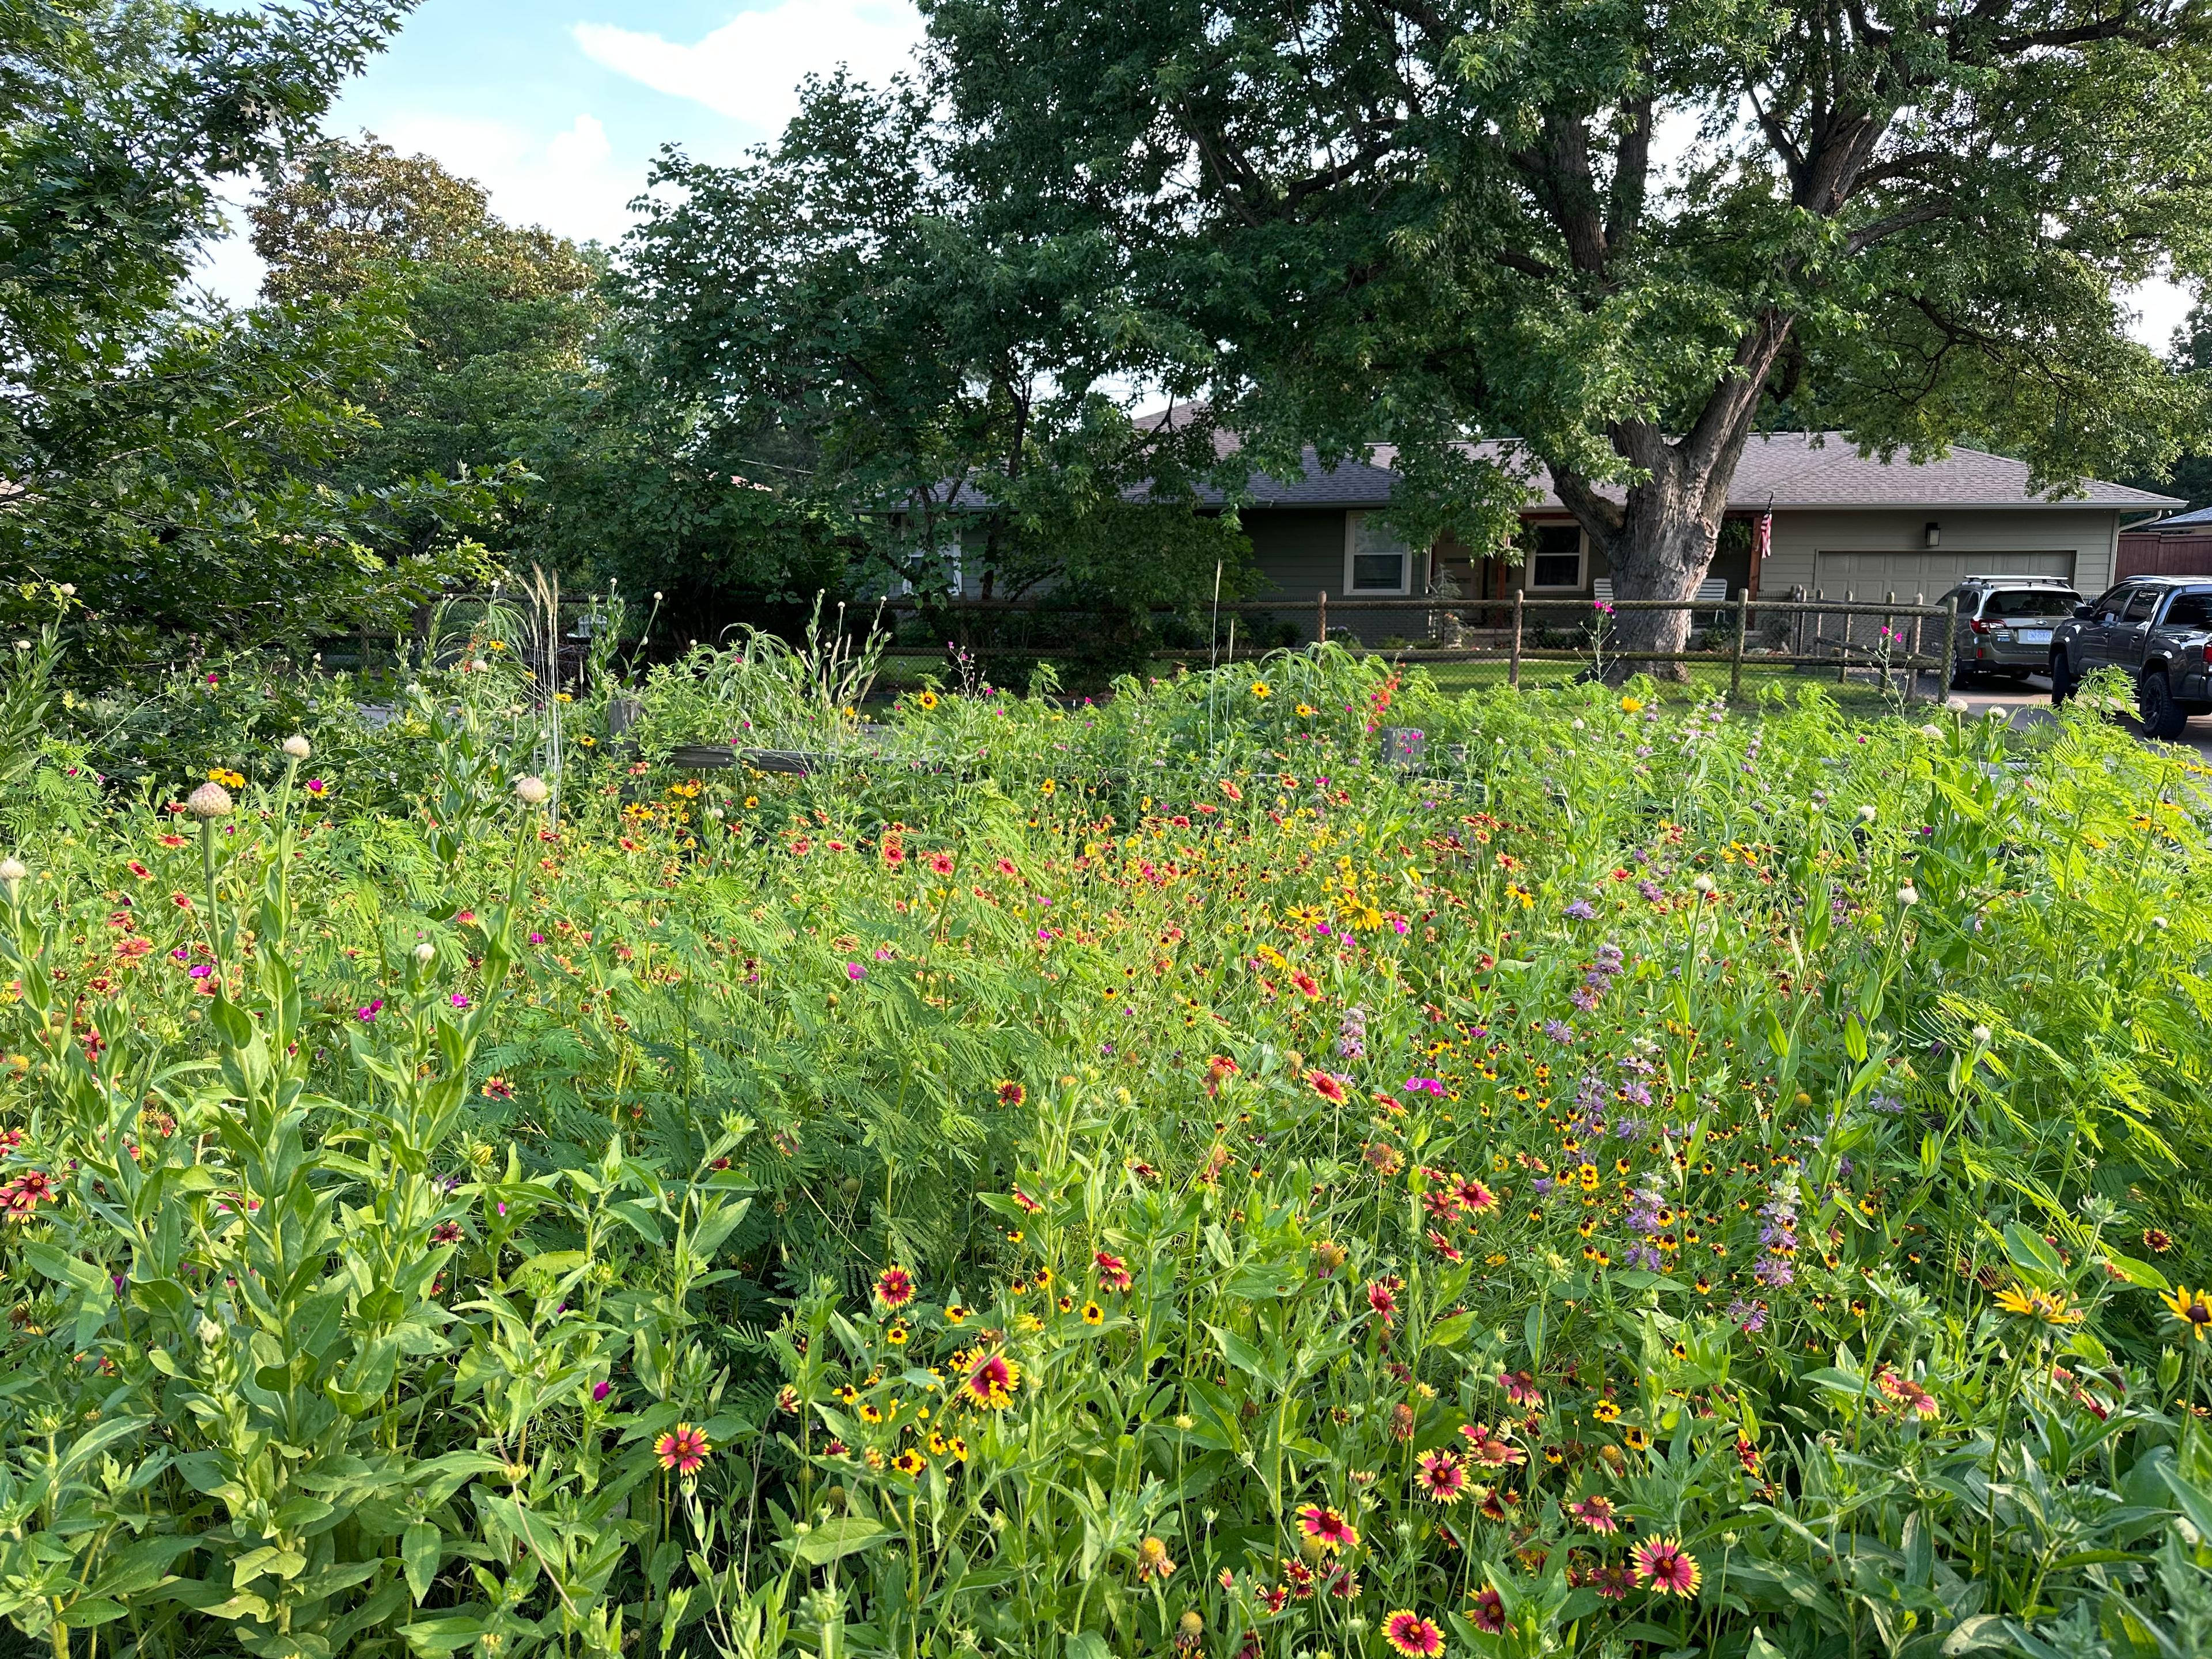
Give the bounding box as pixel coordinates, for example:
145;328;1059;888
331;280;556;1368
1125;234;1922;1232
198;0;926;297
196;1;2192;348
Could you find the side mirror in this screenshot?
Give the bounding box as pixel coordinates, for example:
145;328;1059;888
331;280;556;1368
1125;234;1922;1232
2073;603;2093;619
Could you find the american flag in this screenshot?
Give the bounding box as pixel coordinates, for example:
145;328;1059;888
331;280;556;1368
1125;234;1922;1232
1752;512;1773;560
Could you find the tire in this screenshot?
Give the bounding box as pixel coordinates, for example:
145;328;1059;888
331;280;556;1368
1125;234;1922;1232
2049;651;2076;704
2139;669;2189;740
1949;663;1976;690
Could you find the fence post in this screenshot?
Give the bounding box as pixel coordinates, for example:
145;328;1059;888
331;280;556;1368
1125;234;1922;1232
1316;590;1328;648
1839;589;1854;683
1509;591;1524;688
1910;593;1926;701
1940;594;1959;692
1883;590;1897;698
1729;594;1748;699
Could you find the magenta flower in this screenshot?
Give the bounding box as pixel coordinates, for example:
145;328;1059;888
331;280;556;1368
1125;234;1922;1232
449;993;470;1009
844;962;866;981
357;1000;384;1022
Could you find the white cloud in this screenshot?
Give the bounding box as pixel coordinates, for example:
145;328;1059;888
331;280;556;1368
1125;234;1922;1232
574;0;926;133
376;111;640;247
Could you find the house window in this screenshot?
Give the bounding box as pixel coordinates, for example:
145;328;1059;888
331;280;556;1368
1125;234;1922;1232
1527;524;1584;590
1344;512;1411;594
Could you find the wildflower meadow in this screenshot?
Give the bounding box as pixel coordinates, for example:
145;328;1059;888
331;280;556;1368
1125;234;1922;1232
2;614;2210;1659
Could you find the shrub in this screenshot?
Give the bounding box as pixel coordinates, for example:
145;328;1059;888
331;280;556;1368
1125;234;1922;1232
1;642;2208;1657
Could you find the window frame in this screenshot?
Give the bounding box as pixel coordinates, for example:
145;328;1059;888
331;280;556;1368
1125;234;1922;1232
1342;511;1413;597
1524;522;1587;592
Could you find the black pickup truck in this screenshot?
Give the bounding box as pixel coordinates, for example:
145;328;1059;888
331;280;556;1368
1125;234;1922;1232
2049;575;2212;738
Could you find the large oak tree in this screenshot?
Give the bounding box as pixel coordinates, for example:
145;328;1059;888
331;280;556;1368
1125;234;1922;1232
925;0;2212;669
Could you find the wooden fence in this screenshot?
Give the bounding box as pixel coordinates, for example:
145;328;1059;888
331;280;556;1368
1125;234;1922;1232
878;592;1960;699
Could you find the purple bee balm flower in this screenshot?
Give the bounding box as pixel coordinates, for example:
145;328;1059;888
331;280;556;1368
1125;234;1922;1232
1728;1298;1768;1334
1563;899;1597;920
1543;1020;1575;1044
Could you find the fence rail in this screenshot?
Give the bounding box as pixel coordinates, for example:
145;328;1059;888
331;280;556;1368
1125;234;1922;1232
875;590;1960;699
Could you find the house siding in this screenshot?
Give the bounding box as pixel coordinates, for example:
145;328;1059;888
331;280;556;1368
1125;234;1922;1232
1758;508;2123;599
1243;509;1412;643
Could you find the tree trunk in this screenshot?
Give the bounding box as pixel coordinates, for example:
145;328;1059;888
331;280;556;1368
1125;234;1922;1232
1598;482;1717;684
1551;312;1793;684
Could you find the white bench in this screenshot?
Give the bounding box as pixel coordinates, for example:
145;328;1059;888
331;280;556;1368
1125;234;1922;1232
1590;577;1730;605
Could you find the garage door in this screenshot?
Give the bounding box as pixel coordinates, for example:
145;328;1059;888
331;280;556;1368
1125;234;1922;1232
1812;550;2076;598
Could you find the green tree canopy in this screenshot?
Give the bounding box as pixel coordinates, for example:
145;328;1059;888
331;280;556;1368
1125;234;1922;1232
619;71;1249;632
924;0;2212;670
250;134;608;563
0;0;520;665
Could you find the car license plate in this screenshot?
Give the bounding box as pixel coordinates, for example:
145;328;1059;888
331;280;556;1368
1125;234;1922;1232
2018;628;2051;645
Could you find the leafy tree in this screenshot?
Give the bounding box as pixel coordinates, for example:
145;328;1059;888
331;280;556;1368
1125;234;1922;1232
249;135;608;560
2122;296;2212;509
620;71;1248;635
925;0;2212;671
0;1;520;666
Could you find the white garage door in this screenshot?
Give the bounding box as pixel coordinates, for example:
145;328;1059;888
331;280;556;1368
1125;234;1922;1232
1812;550;2076;598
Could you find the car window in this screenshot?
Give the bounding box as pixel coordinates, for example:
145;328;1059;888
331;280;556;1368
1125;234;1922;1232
1986;588;2077;618
2160;592;2212;628
2125;588;2162;622
2093;587;2136;623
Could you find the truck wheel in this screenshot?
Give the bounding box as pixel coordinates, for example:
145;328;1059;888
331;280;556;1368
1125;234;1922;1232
2048;652;2075;704
2139;670;2189;740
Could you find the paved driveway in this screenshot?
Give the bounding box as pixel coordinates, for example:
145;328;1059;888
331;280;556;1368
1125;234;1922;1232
1928;671;2212;763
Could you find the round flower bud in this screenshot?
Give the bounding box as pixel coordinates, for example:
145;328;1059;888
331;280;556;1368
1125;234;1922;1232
1918;724;1942;740
185;782;232;820
1690;873;1715;893
282;734;310;759
1945;698;1970;714
1896;884;1919;907
1971;1024;1993;1045
514;775;551;806
57;584;74;597
1857;804;1877;823
2152;914;2170;930
196;1315;223;1347
0;857;26;883
414;942;435;964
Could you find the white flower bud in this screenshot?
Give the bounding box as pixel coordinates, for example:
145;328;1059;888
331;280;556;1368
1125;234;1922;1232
196;1315;222;1347
1690;873;1715;893
282;734;310;759
185;782;232;820
1945;698;1970;714
1856;804;1877;823
1570;718;1585;730
0;857;26;883
1896;884;1919;906
2152;914;2170;930
57;584;74;597
514;775;551;806
1984;705;2009;721
1971;1024;1993;1045
414;942;435;964
1918;724;1943;740
468;658;490;674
